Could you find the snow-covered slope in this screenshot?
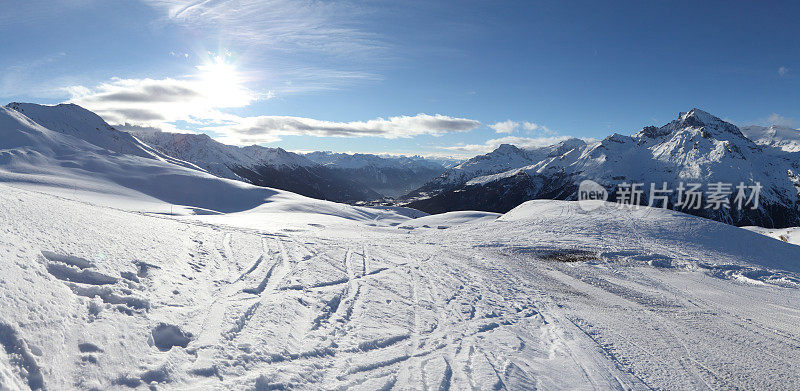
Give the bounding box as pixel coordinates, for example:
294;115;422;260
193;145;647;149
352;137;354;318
0;105;414;224
397;210;500;230
4;103;204;173
743;225;800;246
132;130;315;180
405;109;800;227
2;181;800;389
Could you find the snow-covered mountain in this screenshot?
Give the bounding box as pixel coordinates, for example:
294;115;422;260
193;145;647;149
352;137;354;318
131;129;383;203
5;102;204;172
741;124;800;152
403;109;800;227
0;103;419;221
5;102;454;203
3;102;800;389
304;151;458;198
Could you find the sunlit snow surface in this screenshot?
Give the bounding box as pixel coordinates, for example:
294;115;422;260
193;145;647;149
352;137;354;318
2;105;800;390
2;185;800;390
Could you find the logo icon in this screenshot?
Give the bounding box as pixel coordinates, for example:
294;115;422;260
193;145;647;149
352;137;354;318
577;180;608;211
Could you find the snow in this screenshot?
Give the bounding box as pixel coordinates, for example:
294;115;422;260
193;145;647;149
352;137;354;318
2;103;800;390
3;181;800;389
131;130;316;181
741;124;800;152
444;140;588;186
304;151;458;171
743;226;800;246
398;211;500;230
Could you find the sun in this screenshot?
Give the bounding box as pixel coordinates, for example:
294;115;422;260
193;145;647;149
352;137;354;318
195;54;254;107
197;55;239;90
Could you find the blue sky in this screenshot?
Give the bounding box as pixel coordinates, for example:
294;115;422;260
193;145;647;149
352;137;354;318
1;0;797;157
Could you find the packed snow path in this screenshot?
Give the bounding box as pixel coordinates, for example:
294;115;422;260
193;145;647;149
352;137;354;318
1;184;799;390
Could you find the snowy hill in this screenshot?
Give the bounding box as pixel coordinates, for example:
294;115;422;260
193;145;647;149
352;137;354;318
6;102;158;159
304;151;457;198
5;102;203;172
5;102;453;203
404;109;800;227
744;225;800;246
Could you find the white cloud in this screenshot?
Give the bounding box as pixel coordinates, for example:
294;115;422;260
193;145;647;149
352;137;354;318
778;66;789;77
204;114;482;145
64;56;265;131
442;136;577;153
765;113;796;127
488;119;555;135
64;70;481;144
489;120;519;134
521;122;547;132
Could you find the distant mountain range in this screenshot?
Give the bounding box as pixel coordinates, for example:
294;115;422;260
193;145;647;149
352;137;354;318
304;151;458;198
4;102;456;204
6;102;799;228
401;109;800;228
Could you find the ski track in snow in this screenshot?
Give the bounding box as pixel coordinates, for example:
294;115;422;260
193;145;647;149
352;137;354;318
1;184;800;390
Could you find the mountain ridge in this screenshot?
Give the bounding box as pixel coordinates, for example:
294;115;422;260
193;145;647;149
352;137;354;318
402;109;800;228
5;102;454;203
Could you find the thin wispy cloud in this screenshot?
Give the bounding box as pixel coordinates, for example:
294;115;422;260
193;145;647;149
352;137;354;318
204;114;482;145
146;0;383;56
270;67;382;95
141;0;387;93
778;66;789;77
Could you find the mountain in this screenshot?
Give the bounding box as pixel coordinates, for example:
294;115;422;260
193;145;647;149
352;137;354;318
4;102;451;204
303;151;458;198
403;139;588;200
0;103;421;222
741;124;800;152
5;102;204;172
131;130;382;203
402;109;800;228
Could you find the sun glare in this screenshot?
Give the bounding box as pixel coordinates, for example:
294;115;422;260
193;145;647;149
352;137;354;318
198;56;238;88
195;54;254;107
